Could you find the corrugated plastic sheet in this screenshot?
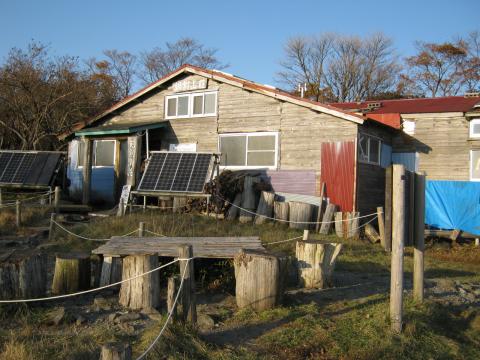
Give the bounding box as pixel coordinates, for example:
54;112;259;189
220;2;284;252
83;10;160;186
425;180;480;235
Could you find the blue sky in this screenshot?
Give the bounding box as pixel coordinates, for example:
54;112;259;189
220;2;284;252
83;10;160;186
0;0;479;89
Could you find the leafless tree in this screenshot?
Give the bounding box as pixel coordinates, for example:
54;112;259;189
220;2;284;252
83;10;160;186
138;38;228;84
277;33;400;102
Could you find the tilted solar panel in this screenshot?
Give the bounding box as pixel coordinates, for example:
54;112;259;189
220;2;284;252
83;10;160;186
138;151;214;193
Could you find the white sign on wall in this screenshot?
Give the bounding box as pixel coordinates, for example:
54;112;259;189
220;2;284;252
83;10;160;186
169;143;197;152
172;79;208;92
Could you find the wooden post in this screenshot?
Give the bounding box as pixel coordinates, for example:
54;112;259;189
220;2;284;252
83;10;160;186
100;342;132;360
167;276;179;321
234;250;284;311
173;196;187;213
178;245;196;325
0;250;48;300
319;203;336;234
0;188;2;206
413;172;426;303
475;238;479;247
48;213;56;241
226;193;242;220
116;198;124;217
82;137;92;205
15;200;21;227
51;253;91;295
334;212;343;237
384;166;393;252
239;176;255;223
289;201;314;230
315;182;326;233
303;230;309;240
296;241;343;288
390;164;405;334
138;222;145;237
99;256;122;287
365;224;381;243
255;191;275;224
377;206;385;248
54;186;61;212
273;201;289;222
119;255;160;310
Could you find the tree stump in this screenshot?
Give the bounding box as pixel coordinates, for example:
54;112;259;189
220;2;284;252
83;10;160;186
52;253;91;295
365;223;381;243
274;201;289;222
100;342;132;360
99;256;123;287
119;255;160;310
0;250;47;299
239;176;255;223
296;240;343;288
289;201;314;230
255;191;275;224
234;250;284;311
226;193;242;220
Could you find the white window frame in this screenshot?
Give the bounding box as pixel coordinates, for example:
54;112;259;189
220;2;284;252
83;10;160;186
219;132;279;170
358;134;382;166
470;149;480;181
93;139;116;168
165;91;217;119
469;118;480;138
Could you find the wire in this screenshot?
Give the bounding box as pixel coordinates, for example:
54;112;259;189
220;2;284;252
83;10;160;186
51;220;138;242
214;194;379;225
143;229;167;237
136;259;190;360
0;258;193;304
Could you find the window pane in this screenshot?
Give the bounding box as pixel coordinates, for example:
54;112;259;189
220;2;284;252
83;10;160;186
473;123;480;135
247;151;275;166
177;96;189;116
204;93;216;114
248;135;276;151
167;98;177;117
358;135;368;162
193;95;203;115
472;151;480;179
77;141;85;167
95;141;115;167
369;139;380;164
220;136;246;166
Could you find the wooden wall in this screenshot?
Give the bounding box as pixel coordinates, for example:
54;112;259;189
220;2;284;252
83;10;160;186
392;113;470;180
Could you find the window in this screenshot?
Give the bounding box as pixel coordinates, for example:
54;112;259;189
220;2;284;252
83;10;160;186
77;141;85;168
165;91;217;119
94;140;115;167
358;134;381;165
470;119;480;138
471;150;480;180
219;132;278;169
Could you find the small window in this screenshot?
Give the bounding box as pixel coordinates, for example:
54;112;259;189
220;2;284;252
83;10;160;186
165;91;217;119
94;140;115;167
471;150;480;180
77;141;85;168
470;119;480;138
358;134;381;165
219;132;278;169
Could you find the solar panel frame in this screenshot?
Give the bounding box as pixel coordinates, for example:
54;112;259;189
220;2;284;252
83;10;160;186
137;151;215;194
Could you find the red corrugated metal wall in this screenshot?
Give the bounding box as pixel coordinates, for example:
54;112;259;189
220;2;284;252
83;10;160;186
321;141;355;211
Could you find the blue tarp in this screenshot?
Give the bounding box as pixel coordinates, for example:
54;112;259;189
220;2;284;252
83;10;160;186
425;180;480;235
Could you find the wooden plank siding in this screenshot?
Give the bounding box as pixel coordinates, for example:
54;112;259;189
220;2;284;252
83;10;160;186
392;113;471;180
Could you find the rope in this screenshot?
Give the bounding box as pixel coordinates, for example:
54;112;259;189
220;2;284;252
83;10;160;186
51;220;139;242
144;229;167;237
0;258;194;303
136;259;190;360
214;194;379;224
0;191;52;208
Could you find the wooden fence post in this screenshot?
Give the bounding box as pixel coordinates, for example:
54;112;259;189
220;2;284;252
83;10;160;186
178;245;196;325
390;164;405;334
315;182;326;233
377;206;385;248
303;230;309;240
413;172;426;303
54;186;61;212
15;200;21;227
167;276;179;322
384;166;393;252
319;203;336;234
138;222;145;237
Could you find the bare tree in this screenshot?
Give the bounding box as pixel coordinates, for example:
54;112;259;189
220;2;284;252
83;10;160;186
138;38;228;84
0;42;116;150
277;33;400;102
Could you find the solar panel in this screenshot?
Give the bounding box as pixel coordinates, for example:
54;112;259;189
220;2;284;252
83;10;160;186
0;151;64;187
138;152;214;193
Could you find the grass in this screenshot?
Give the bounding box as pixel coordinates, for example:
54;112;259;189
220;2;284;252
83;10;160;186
1;209;480;359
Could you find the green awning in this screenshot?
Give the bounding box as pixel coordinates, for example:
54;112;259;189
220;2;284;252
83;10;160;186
75;121;168;136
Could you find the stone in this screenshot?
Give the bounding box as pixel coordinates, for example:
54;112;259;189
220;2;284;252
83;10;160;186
93;296;112;311
108;313;120;323
46;307;74;326
197;313;215;331
116;312;141;324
